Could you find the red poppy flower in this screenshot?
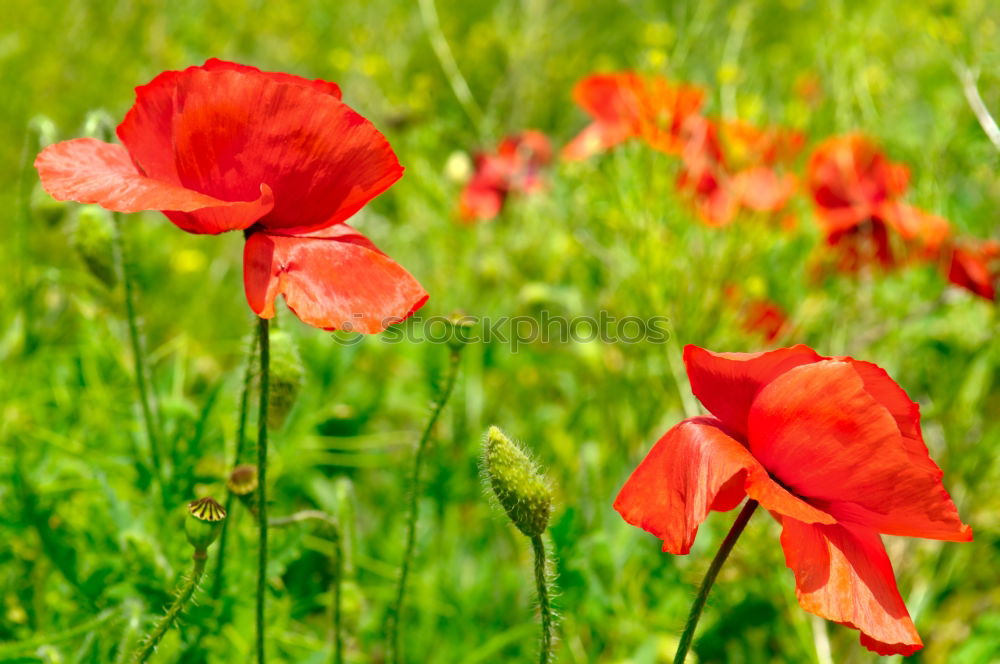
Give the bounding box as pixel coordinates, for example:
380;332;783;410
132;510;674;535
676;118;803;226
942;239;999;301
459;130;552;222
562;72;704;160
34;59;427;332
807;135;950;271
614;345;972;656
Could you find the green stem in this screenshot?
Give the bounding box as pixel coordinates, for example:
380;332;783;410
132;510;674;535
112;213;164;503
388;346;463;664
265;510;342;664
530;535;554;664
211;332;259;601
673;499;758;664
132;554;207;663
0;609;118;657
256;317;270;664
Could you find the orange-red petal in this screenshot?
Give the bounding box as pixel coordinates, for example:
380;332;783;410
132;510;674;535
748;360;972;542
613;416;833;555
779;518;922;656
682;345;823;437
243;225;428;333
117;62;401;235
34;138;274;232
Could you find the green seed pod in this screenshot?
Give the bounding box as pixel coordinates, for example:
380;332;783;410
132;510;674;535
483;426;553;537
185;497;226;553
30;182;69;227
267;329;304;429
445;311;476;351
72;205;117;287
227;464;259;513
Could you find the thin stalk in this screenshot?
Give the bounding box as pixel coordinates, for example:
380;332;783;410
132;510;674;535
256;317;270;664
132;554;207;663
530;535;554;664
211;332;259;601
387;347;463;664
0;609;118;657
417;0;483;128
267;510;343;664
112;213;164;503
673;499;758;664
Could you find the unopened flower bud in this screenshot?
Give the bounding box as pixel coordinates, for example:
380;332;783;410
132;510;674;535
483;426;553;537
445;311;476;350
185;497;226;554
72;205;117;287
268;330;304;429
31;182;68;227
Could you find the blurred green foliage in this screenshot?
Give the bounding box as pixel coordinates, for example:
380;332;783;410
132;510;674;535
1;0;999;662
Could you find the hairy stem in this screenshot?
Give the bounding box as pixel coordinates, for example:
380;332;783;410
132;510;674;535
388;347;463;663
211;332;259;601
265;510;342;663
132;554;207;663
256;317;270;664
530;535;554;664
674;499;758;664
112;213;164;503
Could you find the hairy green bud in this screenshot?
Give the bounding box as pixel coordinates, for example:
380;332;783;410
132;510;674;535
483;426;553;537
185;497;226;554
267;329;304;429
31;183;68;227
72;205;117;287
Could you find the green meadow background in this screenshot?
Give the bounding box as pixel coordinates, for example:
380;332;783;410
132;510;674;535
2;0;999;662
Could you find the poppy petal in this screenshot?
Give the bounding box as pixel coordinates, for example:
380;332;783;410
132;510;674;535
733;168;797;212
562;122;632;161
682;345;823;437
243;225;427;333
34;138;273;232
779;519;922;656
613;416;833;555
748;360;972;542
201;58;342;99
118;64;401;234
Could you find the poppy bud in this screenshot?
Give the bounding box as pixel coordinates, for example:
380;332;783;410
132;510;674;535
267;329;304;429
483;426;553;537
71;205;117;287
30;182;68;227
185;497;226;554
445;311;476;351
227;464;259;512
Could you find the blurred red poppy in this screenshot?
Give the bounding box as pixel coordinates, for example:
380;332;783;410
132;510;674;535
943;238;999;301
615;345;971;656
806;134;949;271
35;59;427;332
677;118;803;226
459;130;552;222
563;72;704;160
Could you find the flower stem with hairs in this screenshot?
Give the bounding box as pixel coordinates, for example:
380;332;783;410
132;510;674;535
673;499;758;664
388;344;464;664
256;317;270;664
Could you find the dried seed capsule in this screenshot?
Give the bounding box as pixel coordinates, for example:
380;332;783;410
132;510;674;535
185;497;226;553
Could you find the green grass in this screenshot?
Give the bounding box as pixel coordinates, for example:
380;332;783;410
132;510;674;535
2;1;999;662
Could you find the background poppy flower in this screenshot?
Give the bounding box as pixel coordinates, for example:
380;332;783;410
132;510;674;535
34;59;427;332
676;118;803;226
459;130;552;222
562;72;704;160
614;344;972;656
942;238;999;301
807;134;950;272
